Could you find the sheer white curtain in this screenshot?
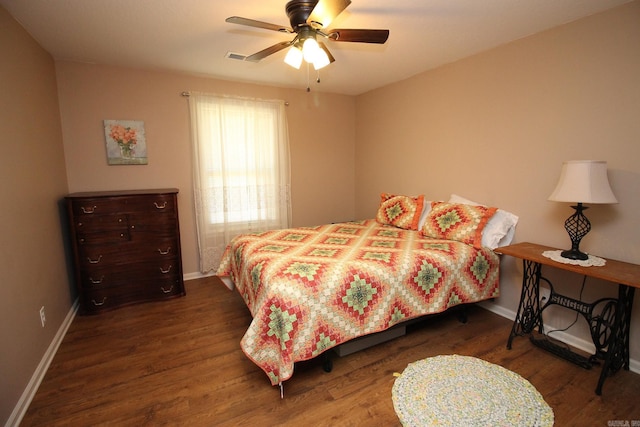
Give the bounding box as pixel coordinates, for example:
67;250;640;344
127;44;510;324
188;92;291;273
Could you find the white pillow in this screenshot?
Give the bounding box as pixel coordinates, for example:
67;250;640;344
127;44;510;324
448;194;518;249
417;200;433;230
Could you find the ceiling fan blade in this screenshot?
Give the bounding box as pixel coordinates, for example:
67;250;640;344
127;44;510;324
225;16;293;33
245;41;293;62
328;29;389;44
318;42;335;64
308;0;351;28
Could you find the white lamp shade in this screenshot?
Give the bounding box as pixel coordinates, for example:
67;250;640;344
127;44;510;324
548;160;618;204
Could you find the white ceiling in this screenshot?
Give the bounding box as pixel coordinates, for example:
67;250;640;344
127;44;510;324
1;0;631;95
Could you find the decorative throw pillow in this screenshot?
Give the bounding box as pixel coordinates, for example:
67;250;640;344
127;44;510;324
376;193;425;230
448;194;519;249
421;201;498;248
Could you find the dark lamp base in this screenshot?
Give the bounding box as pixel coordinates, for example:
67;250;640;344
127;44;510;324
561;249;589;261
560;203;591;262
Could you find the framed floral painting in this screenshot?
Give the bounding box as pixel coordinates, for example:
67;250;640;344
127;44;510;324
104;120;148;165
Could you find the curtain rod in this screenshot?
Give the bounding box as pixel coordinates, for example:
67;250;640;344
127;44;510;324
181;91;288;106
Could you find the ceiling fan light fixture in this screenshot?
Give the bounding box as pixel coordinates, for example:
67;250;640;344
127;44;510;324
284;45;303;69
227;0;389;81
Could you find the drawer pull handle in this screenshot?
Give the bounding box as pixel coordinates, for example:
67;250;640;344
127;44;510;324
154;201;168;209
87;255;103;264
161;285;174;294
90;276;105;284
81;206;97;214
160;265;172;274
158;247;172;255
91;297;107;306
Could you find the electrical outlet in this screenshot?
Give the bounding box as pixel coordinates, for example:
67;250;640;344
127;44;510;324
40;306;46;327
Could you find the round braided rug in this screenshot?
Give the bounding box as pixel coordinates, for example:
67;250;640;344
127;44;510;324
392;355;554;426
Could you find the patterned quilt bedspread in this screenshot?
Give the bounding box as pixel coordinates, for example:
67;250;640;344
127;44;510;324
216;219;500;386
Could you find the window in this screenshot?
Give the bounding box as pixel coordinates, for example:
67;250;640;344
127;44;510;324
189;93;291;273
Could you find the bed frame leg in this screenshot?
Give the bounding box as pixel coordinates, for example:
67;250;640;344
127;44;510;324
322;353;333;372
457;306;468;324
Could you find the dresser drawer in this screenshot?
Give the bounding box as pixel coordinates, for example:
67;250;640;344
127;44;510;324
81;277;184;314
70;197;129;216
77;238;179;265
78;256;179;284
129;222;178;241
78;226;176;246
70;193;176;216
77;229;131;245
124;194;177;214
75;213;129;230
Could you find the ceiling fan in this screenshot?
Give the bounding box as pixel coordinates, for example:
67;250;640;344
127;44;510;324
226;0;389;71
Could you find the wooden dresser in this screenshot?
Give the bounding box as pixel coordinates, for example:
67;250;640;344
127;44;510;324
65;189;186;314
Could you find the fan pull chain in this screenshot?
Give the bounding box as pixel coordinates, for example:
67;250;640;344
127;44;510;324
305;64;322;92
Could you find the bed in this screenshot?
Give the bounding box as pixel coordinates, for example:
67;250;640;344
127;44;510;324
216;193;518;388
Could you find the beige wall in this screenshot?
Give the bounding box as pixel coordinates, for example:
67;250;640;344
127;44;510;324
56;62;357;275
0;6;71;424
355;1;640;364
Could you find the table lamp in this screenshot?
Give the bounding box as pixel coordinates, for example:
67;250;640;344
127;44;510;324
548;160;617;260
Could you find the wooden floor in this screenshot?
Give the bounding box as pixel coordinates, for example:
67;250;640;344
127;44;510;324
22;277;640;426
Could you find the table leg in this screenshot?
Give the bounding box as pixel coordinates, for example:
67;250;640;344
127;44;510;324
507;260;544;349
596;284;635;395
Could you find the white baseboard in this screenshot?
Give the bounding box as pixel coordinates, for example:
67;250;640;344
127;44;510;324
183;271;215;282
5;299;79;427
478;301;640;374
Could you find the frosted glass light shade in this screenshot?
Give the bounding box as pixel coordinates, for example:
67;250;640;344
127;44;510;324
548;160;618;204
313;48;330;70
284;46;303;69
302;38;320;63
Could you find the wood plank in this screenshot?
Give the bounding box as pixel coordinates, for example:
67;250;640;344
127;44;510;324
21;276;640;426
495;242;640;288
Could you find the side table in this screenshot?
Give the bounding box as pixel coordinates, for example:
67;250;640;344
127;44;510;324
495;242;639;395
